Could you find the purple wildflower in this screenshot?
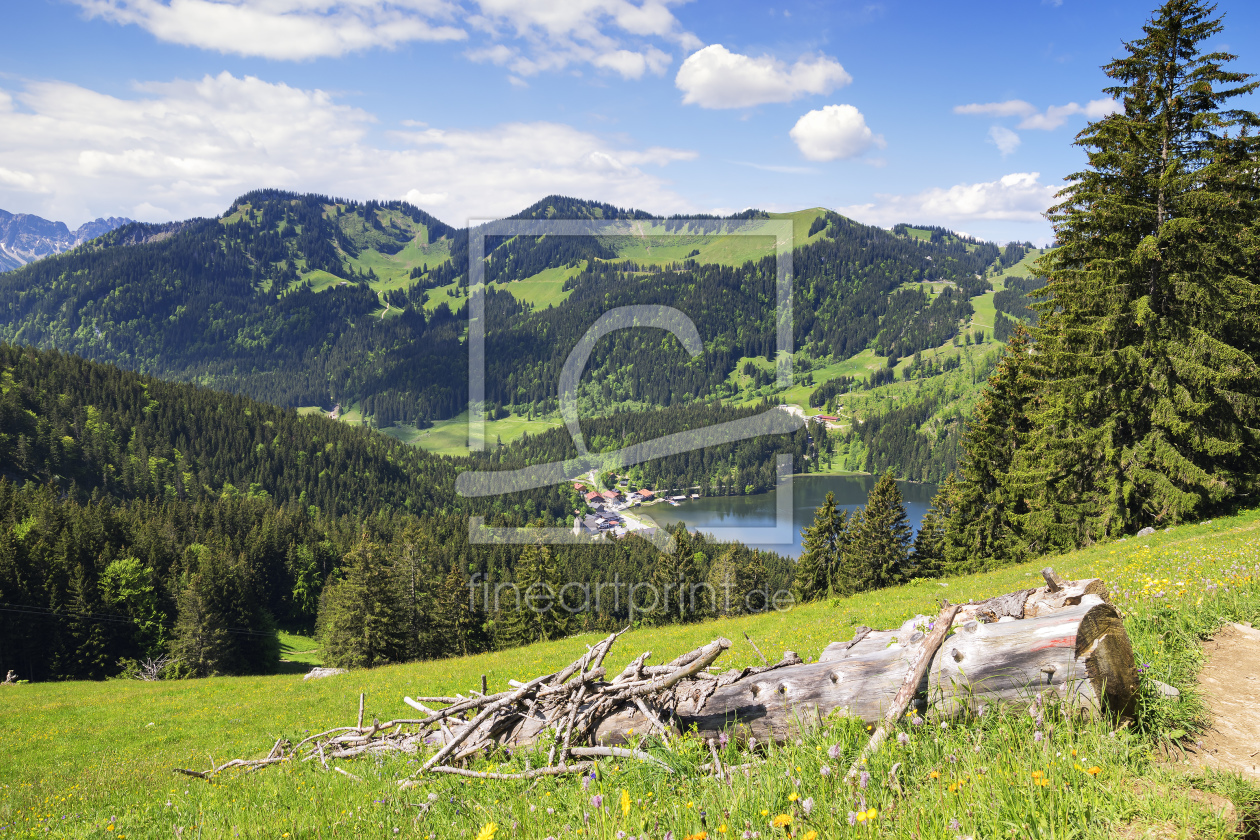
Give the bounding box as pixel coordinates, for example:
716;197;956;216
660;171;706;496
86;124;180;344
897;732;910;746
1034;731;1044;743
719;732;730;749
582;775;592;790
949;817;960;831
847;812;858;826
828;742;842;760
859;770;870;789
912;716;924;726
590;794;603;809
802;797;815;816
820;765;832;777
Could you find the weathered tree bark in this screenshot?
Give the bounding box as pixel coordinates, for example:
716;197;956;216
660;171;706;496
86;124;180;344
595;616;938;746
846;603;960;780
929;594;1138;719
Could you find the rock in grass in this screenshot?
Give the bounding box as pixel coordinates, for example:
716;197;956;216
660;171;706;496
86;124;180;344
1137;526;1156;537
304;667;348;681
1150;679;1180;700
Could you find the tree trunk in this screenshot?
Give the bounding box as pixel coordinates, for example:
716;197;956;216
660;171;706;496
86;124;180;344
930;594;1138;719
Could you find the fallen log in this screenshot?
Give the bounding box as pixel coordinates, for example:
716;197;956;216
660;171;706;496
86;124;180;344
182;570;1138;785
930;593;1138;719
846;602;960;780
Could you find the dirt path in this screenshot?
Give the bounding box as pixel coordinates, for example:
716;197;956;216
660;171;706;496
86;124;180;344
1189;623;1260;782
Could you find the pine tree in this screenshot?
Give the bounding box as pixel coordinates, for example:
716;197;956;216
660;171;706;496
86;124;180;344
1018;0;1260;545
849;471;912;590
910;475;953;578
944;328;1036;568
500;542;569;645
434;564;482;658
706;547;742;616
317;538;406;669
793;492;850;601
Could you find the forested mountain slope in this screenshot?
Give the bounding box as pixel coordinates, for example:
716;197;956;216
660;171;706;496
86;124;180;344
0;344;796;681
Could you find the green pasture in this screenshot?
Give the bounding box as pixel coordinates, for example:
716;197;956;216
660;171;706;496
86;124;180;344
2;512;1258;838
496;264;582;310
384;411;564;457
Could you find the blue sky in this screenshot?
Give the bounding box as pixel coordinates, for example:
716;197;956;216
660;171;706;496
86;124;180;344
3;0;1258;244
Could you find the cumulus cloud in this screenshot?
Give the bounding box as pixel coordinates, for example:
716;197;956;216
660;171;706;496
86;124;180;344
1016;98;1120;130
71;0;698;77
837;172;1057;228
953;99;1037;119
954;97;1121;130
73;0;467;59
988;125;1021;156
789;105;883;161
0;72;696;227
676;45;851;109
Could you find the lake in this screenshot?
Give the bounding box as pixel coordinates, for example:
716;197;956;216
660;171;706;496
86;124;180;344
643;474;938;558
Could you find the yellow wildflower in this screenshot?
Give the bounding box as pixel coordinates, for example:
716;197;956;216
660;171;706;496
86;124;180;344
866;808;878;820
473;823;498;840
1086;766;1102;776
803;833;818;840
788;792;799;802
772;813;792;828
621;789;631;817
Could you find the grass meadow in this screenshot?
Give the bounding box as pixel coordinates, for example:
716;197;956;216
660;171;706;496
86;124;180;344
2;510;1258;838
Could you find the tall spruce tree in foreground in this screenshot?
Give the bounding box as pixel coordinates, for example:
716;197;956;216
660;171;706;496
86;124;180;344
1016;0;1260;546
850;471;912;589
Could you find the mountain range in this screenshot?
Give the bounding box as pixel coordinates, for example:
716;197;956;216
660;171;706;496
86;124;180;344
0;209;134;272
0;189;1044;481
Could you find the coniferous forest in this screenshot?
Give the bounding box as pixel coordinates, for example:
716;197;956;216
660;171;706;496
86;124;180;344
0;344;794;680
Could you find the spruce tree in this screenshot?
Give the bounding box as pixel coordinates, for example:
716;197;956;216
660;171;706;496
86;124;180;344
849;471;912;590
910;475;953;578
434;564;482;658
1018;0;1260;544
500;542;568;645
793;492;850;601
706;547;742;616
317;538;406;669
944;328;1036;567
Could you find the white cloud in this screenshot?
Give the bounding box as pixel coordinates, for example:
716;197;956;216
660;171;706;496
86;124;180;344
71;0;697;78
0;72;696;227
676;45;851;109
837;172;1057;228
789;104;883;161
1016;98;1120;130
988;125;1021;156
954;97;1120;130
953;100;1037;119
73;0;467;59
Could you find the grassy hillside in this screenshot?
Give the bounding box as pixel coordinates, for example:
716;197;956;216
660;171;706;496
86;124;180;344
4;510;1256;838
